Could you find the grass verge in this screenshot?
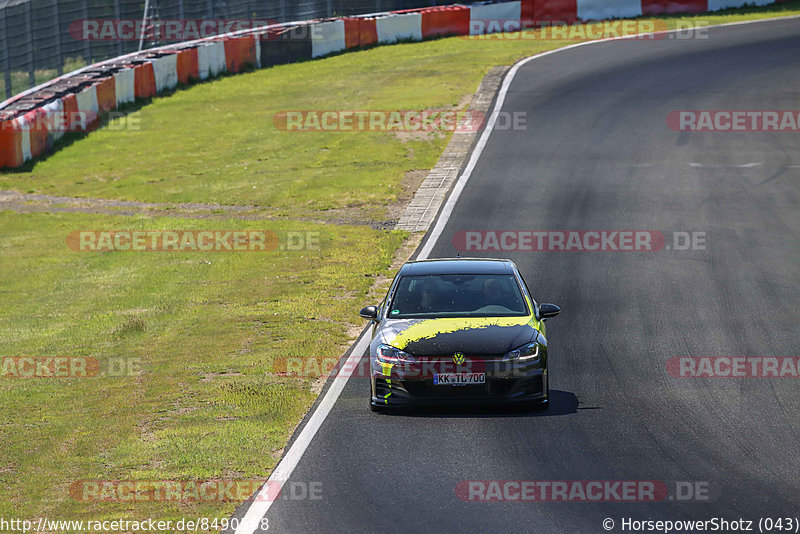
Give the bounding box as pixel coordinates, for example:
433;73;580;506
1;2;796;221
0;211;404;523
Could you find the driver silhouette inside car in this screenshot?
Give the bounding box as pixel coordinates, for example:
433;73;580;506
416;279;440;312
482;278;506;307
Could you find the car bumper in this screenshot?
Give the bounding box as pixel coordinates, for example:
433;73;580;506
370;362;548;408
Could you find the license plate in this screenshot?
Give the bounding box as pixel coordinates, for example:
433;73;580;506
433;372;486;386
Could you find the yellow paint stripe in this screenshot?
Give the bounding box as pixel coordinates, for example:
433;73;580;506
389;315;538;350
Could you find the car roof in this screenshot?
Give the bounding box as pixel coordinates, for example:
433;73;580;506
398;258;516;276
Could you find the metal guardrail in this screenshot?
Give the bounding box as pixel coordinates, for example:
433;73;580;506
0;0;473;99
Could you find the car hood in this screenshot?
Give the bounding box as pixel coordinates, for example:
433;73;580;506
377;316;540;357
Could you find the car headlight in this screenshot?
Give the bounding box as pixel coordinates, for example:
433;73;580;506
376;344;417;364
503;341;541;362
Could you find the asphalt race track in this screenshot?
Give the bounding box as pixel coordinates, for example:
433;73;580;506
236;18;800;533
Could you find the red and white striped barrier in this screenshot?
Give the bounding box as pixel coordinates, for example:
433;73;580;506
709;0;771;9
470;2;521;35
642;0;706;15
0;0;784;169
577;0;642;20
133;62;156;99
210;40;227;75
197;40;227;80
28;107;50;159
530;0;578;21
421;6;471;39
312;20;347;58
224;37;258;72
197;43;212;80
75;85;99;132
42;98;65;146
0;116;23;168
174;48;200;84
17;113;32;162
375;12;423;44
95;76;116;112
114;67;136;106
152;53;179;92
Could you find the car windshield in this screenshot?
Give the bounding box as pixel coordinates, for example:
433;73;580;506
388;274;529;318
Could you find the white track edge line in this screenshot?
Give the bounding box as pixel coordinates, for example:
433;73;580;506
417;12;800;260
234;331;370;533
234;13;800;534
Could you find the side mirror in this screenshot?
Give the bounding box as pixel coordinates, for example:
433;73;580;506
359;306;379;320
539;303;560;320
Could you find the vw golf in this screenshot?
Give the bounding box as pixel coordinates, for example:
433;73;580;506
359;258;559;411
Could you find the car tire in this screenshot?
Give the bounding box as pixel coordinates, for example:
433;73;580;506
530;381;550;411
538;382;551;410
532;397;549;411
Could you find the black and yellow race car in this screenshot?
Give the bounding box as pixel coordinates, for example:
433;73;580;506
359;258;560;412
